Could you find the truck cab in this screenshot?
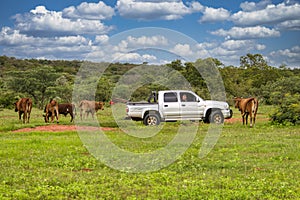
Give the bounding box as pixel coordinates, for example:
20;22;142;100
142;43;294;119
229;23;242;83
126;90;232;126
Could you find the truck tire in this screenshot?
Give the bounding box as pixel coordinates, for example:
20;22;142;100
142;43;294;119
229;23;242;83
209;110;224;124
143;113;160;126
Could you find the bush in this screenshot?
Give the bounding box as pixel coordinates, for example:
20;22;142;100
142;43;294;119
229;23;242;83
271;93;300;125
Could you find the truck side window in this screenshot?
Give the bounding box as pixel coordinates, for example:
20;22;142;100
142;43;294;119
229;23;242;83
180;92;196;102
164;92;178;102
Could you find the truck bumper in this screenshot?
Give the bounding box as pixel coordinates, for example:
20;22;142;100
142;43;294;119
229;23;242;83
223;109;233;119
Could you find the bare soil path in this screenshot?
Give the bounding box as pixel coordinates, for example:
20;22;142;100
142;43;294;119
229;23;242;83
12;124;116;133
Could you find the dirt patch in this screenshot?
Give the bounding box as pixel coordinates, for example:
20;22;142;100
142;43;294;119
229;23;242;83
225;116;269;124
225;118;241;123
12;124;116;133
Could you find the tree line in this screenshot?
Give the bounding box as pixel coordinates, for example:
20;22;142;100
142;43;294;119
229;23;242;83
0;54;299;125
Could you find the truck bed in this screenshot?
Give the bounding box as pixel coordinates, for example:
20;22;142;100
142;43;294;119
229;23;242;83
127;102;158;106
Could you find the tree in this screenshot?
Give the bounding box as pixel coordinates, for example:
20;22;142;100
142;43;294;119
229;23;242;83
271;93;300;125
166;59;184;71
6;66;60;108
240;53;268;69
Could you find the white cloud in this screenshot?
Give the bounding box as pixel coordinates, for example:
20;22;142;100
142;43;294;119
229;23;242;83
62;1;115;20
255;44;266;51
0;27;35;46
269;45;300;66
221;40;253;51
112;52;157;63
196;42;217;50
94;35;109;44
211;26;280;40
0;27;89;47
0;26;92;59
231;2;300;26
13;6;113;36
220;39;265;52
116;0;203;20
172;43;193;57
199;7;230;23
276;19;300;30
240;0;272;12
126;35;168;47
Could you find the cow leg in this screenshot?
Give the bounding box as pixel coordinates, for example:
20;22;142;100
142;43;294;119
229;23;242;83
253;112;257;127
245;113;248;125
70;113;73;122
18;111;22;121
45;113;49;123
27;111;30;123
50;108;55;123
23;112;27;123
55;108;59;123
249;112;253;128
80;110;83;120
242;113;245;125
51;114;54;123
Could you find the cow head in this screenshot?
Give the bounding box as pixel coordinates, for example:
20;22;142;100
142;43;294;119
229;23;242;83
96;102;105;111
14;101;19;112
233;97;241;109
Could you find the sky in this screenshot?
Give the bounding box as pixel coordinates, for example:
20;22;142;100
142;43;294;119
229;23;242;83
0;0;299;67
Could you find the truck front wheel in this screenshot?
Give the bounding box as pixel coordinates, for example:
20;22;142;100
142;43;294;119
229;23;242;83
209;110;224;124
143;114;160;126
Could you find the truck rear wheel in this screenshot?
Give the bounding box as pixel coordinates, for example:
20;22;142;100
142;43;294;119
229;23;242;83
143;114;160;126
209;110;224;124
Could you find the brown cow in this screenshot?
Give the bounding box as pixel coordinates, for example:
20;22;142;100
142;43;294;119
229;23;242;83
44;103;75;122
45;99;59;123
14;98;33;123
234;97;259;127
79;100;104;120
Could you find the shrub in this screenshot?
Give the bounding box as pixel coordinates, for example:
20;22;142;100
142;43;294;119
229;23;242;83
271;93;300;125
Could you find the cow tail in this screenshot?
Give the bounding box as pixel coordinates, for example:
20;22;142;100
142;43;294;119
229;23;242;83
25;98;30;112
252;98;258;115
73;104;76;116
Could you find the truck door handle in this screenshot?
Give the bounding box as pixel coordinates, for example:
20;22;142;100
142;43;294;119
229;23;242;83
164;105;168;107
182;104;186;107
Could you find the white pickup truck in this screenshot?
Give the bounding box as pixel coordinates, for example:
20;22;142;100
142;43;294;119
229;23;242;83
126;90;232;125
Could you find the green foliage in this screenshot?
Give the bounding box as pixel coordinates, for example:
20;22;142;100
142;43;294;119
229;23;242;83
5;66;61;108
240;53;268;69
271;93;300;125
262;76;300;105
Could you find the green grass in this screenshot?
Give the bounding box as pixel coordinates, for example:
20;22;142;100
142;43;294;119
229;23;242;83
0;105;299;199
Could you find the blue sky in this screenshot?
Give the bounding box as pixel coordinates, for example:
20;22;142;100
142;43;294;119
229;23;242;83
0;0;299;67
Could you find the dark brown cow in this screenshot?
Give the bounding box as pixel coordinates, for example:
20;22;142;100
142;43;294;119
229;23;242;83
79;100;104;120
14;98;33;123
45;99;59;123
234;97;259;127
44;103;75;122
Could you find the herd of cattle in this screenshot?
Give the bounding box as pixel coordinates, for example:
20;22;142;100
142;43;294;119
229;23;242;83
14;97;258;127
14;98;104;124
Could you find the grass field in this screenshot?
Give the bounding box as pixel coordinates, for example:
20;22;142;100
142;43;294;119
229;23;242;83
0;105;299;199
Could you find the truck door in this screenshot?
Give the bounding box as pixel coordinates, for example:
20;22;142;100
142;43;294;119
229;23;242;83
162;92;180;120
179;92;202;119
